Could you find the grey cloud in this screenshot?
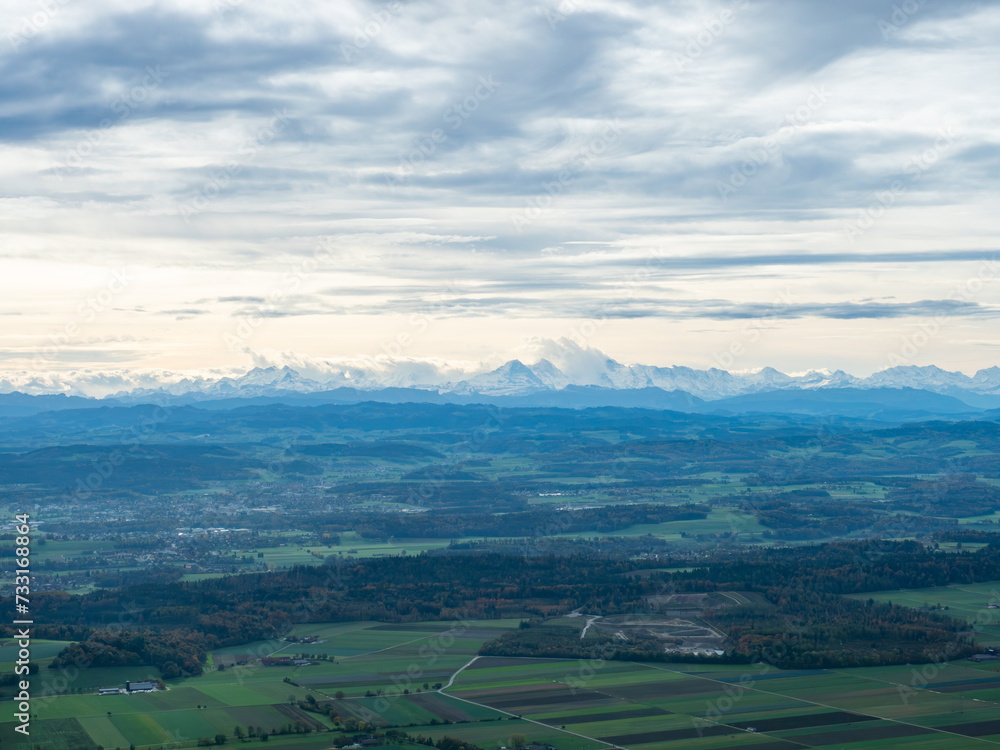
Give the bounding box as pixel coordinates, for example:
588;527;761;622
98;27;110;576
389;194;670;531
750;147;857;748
0;348;142;363
607;250;1000;271
676;299;999;321
4;0;1000;366
719;0;987;81
228;293;999;322
0;7;342;141
212;296;269;304
6;0;992;225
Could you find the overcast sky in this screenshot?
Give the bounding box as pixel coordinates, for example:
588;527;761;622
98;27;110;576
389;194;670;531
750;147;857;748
2;0;999;380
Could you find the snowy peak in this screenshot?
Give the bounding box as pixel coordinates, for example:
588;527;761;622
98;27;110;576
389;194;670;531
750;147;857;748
202;366;325;396
743;367;795;390
450;360;548;395
866;365;977;392
0;347;997;404
972;367;1000;393
526;359;570;389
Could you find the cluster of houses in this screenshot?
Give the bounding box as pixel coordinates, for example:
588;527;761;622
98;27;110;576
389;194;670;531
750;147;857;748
174;527;252;536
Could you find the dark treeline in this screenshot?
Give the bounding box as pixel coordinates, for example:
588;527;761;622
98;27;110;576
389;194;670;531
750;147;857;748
48;628;209;677
663;539;998;666
484;540;995;668
671;539;1000;594
23;554;650;638
884;475;1000;517
439;534;676;556
91;568;185;588
740;489;877;539
740;488;961;540
8;539;1000;674
934;529;1000;543
318;503;708;540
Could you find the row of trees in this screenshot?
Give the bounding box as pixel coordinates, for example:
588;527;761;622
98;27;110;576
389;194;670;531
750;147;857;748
13;538;1000;675
344;503;709;539
48;627;211;676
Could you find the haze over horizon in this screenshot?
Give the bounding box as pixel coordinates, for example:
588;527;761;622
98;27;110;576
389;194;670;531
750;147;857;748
3;0;999;376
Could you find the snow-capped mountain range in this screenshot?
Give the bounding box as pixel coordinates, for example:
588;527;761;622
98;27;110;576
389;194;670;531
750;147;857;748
1;342;999;407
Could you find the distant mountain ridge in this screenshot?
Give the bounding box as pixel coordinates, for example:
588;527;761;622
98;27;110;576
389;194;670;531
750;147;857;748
1;347;1000;420
112;358;1000;403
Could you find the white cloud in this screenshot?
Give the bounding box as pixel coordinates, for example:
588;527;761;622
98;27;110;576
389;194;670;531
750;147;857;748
1;0;998;377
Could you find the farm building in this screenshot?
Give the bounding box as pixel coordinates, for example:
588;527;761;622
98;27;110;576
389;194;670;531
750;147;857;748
262;656;293;666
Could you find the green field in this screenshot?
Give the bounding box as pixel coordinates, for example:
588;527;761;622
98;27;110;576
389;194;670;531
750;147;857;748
8;612;1000;749
443;655;1000;749
548;507;767;540
846;580;1000;648
0;620;520;750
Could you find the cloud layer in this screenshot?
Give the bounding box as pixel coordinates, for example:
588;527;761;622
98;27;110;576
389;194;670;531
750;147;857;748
1;0;999;376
